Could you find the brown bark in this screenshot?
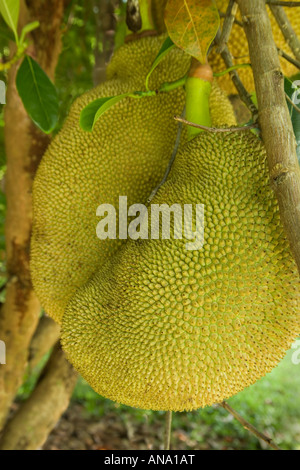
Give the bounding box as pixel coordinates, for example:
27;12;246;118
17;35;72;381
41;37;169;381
236;0;300;275
269;3;300;62
0;345;77;450
28;316;60;370
219;402;280;450
93;0;116;86
0;0;69;429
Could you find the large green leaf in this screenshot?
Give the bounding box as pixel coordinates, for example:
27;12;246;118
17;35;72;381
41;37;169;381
80;94;130;132
16;55;59;134
0;0;20;43
285;77;300;164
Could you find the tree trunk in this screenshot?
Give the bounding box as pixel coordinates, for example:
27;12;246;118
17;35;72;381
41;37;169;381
0;0;70;430
236;0;300;276
0;345;77;450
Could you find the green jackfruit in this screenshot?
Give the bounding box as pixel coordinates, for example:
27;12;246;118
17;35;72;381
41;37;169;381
31;35;236;324
62;131;300;411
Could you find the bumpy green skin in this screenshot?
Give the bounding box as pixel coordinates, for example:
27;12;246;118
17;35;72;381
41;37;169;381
31;35;236;325
62;132;300;412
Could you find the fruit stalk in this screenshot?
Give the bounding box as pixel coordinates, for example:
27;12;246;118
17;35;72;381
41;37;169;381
185;59;213;140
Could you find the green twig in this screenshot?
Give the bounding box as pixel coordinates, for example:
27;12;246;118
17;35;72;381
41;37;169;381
0;44;27;72
213;63;251;77
174;116;259;133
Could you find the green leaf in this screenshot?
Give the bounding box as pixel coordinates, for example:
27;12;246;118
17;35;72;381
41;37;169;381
0;0;20;44
80;94;129;132
16;55;59;134
145;36;175;91
285;77;300;164
19;21;40;45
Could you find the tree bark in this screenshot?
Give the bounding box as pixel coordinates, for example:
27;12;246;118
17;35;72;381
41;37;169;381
28;316;60;371
93;0;116;86
236;0;300;276
269;3;300;62
0;346;77;450
0;0;69;429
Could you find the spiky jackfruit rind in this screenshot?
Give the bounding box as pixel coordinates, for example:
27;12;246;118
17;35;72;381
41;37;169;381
62;131;300;412
31;35;236;325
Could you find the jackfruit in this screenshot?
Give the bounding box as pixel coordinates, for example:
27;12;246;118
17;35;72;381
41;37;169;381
31;35;236;324
62;131;300;412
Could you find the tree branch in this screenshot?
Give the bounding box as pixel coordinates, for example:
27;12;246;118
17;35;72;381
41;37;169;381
267;1;300;6
236;0;300;275
0;0;69;430
213;29;258;119
269;3;300;62
277;46;300;69
217;0;238;54
219;402;280;450
28;316;60;370
0;345;77;450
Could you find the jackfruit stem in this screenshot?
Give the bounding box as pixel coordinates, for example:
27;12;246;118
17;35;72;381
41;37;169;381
126;0;156;37
185;60;213;140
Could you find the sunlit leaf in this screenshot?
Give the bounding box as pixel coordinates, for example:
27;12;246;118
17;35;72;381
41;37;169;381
80;94;130;132
0;0;20;43
16;55;59;134
145;36;175;90
164;0;220;64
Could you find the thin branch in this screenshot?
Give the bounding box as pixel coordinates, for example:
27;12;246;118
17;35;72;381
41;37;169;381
164;411;172;451
267;1;300;6
219;11;243;27
174;116;259;133
286;92;300;113
217;0;238;53
147;108;185;203
236;0;300;274
269;3;300;62
219;402;280;450
277;46;300;69
214;29;258;120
